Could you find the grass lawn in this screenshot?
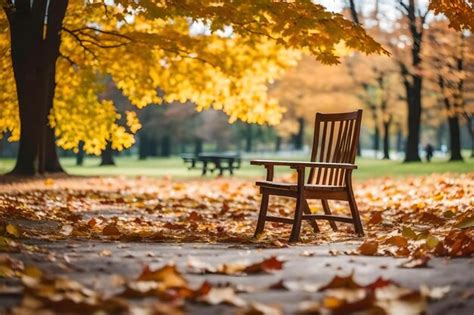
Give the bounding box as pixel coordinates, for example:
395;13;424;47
0;153;472;180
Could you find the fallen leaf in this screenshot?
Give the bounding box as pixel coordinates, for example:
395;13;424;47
102;223;121;236
357;241;379;256
420;285;450;300
137;264;188;289
196;284;246;307
236;302;283;315
455;216;474;229
319;273;362;291
6;224;20;238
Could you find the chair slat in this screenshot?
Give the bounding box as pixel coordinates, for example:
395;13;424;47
325;121;335;185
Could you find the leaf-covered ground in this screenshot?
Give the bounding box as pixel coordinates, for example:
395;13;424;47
0;173;473;314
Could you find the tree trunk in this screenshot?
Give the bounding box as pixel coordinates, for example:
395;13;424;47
138;134;149;160
76;142;84;166
396;123;403;153
149;138;157;156
6;1;69;175
245;124;253;153
469;116;474;157
293;117;305;150
100;142;115;166
447;116;463;161
402;1;423;162
404;78;422;162
435;123;445;151
373;126;380;158
160;135;171;157
275;136;282;152
382;120;392;160
194;138;203;155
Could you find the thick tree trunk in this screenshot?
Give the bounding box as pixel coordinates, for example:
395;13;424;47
402;1;423;162
447;116;463;161
44;59;63;173
6;1;69;175
404;78;422;162
76;142;84;166
382;120;391;160
100;142;115;166
293;117;305;150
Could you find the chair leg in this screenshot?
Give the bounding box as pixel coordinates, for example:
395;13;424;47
289;195;304;243
321;199;338;231
254;192;269;238
303;200;320;233
347;188;364;236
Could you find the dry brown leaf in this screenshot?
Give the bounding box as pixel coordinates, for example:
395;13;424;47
357;240;379;256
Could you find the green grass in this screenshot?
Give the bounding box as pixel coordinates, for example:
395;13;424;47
0;153;472;180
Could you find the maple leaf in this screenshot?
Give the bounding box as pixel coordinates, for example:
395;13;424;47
319;273;362;292
137;264;188;289
357;240;379;256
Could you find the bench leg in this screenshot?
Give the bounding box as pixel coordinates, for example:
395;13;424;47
202;162;207;176
254;193;269;237
289;195;304;243
321;199;338;231
347;188;364;236
303;200;320;233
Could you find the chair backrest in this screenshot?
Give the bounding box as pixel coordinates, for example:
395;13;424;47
308;110;363;186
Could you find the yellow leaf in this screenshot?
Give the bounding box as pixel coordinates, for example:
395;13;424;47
6;224;19;238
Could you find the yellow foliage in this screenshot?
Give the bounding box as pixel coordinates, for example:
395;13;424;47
0;0;386;153
429;0;474;31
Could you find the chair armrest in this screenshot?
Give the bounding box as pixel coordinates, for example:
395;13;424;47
250;160;357;169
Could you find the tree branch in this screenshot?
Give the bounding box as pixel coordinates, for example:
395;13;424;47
348;0;360;24
397;1;409;14
59;52;77;66
62;27;98;59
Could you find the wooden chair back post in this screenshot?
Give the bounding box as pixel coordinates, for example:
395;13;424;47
308;110;363;186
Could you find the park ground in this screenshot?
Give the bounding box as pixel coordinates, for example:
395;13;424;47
0;153;473;179
0;156;473;314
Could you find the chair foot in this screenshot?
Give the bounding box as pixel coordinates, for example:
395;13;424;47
347;190;364;237
288;233;300;243
289;196;304;243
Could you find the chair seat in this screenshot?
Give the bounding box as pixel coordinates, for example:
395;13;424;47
256;181;346;192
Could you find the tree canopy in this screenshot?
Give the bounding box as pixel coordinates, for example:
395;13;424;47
0;0;385;156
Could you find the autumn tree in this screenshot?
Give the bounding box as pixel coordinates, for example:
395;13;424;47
424;20;474;161
391;1;430;162
0;0;385;176
429;0;474;32
270;55;361;151
345;1;405;160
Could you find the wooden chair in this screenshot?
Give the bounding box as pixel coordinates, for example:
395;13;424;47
251;110;364;242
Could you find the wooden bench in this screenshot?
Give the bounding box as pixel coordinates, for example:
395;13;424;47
181;153;241;176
